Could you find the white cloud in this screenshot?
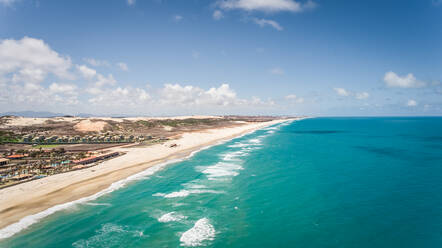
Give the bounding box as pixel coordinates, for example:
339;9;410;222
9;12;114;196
0;36;280;114
213;10;224;20
355;92;369;100
333;87;349;96
407;99;418;107
159;83;273;107
49;83;77;95
217;0;316;13
270;67;284;75
89;87;150;106
383;71;426;88
0;37;80;108
77;64;97;79
0;37;72;83
285;94;304;103
285;94;297;100
160;83;238;106
95;74;116;87
253;18;283;31
173;15;183;22
83;58;110;67
127;0;135;6
117;62;129;71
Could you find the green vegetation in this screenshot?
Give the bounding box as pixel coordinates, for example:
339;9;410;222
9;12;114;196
136;120;157;128
137;118;220;128
0;130;20;143
32;144;59;149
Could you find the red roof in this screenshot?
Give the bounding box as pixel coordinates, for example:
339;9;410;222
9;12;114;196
7;154;26;159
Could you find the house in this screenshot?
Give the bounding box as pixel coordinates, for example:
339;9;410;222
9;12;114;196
7;154;27;160
0;158;9;166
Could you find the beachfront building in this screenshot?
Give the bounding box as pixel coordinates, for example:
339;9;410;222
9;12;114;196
73;152;120;165
7;154;27;160
0;158;9;166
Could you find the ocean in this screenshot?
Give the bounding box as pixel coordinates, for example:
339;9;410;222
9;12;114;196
1;117;442;247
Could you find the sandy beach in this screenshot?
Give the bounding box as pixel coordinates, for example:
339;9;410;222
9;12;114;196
0;119;289;236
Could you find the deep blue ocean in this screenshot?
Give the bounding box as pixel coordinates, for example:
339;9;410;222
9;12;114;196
1;117;442;247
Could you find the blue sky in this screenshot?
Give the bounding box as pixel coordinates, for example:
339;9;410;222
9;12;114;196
0;0;441;116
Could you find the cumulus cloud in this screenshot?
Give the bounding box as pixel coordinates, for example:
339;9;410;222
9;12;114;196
89;87;150;106
158;83;273;108
0;37;72;83
253;18;283;31
333;87;349;96
270;67;284;75
407;99;418;107
95;74;116;87
0;37;80;108
0;36;278;114
355;92;369;100
49;83;77;95
384;71;426;88
77;65;97;79
117;62;129;71
160;83;238;106
217;0;316;13
213;10;224;20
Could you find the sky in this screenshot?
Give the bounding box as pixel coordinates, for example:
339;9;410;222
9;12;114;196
0;0;441;116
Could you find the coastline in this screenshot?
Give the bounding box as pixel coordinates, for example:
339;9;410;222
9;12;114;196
0;118;295;239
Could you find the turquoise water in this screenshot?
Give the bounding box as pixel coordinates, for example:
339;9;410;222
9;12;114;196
1;117;442;247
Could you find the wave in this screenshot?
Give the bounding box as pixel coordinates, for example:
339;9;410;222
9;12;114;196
83;202;112;207
72;223;144;248
180;218;215;247
153;189;223;198
158;212;187;223
201;162;243;180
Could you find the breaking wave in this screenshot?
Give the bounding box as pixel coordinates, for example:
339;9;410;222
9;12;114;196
180;218;215;247
158;212;187;223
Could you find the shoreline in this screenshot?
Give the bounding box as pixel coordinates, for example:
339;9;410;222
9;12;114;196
0;118;297;239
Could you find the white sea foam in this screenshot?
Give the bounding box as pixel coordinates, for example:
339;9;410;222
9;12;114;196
180;218;215;247
184;184;207;189
200;162;243;180
222;151;245;161
72;223;143;248
248;138;262;144
227;142;249;148
155;189;223;198
158;212;187;223
83;202;112;206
